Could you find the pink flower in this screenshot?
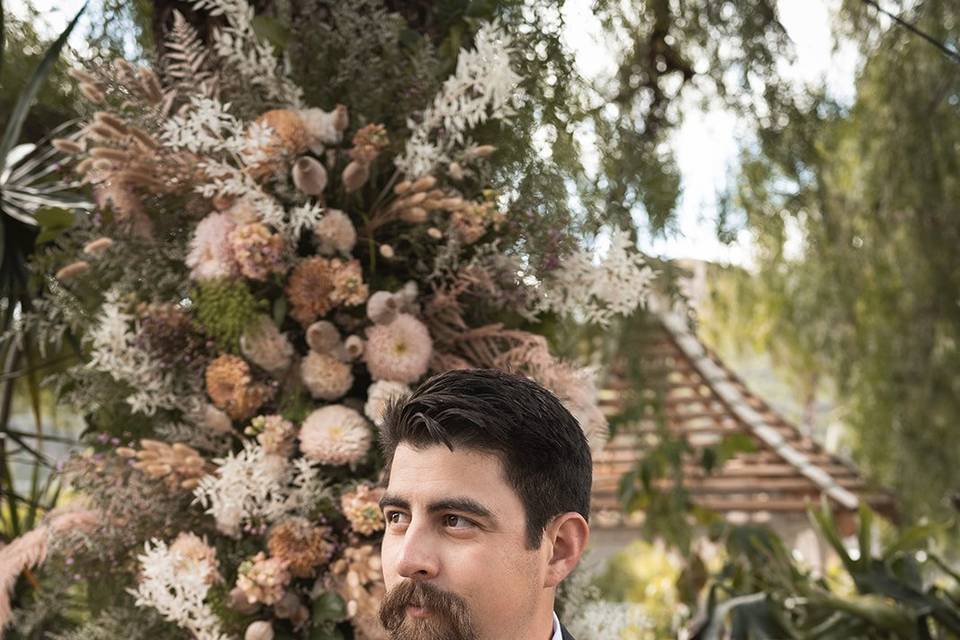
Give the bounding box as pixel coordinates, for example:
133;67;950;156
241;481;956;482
364;314;433;384
186;212;239;281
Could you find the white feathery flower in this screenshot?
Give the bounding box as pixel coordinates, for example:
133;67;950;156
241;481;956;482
161;97;246;154
396;20;521;177
192;0;303;107
197;160;287;231
538;228;654;325
128;539;228;640
86;291;179;415
193;441;326;537
287;202;325;240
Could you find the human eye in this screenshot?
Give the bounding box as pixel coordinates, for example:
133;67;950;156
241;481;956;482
384;509;410;528
443;514;476;530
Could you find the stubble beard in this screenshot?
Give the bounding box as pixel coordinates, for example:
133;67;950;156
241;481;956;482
378;579;479;640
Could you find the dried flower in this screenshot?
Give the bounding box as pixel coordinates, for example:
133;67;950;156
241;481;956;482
340;485;385;536
313;209;356;256
292;156;328;195
300;351;354;400
199;404;235;435
342;160;369;193
267;517;335;577
363;380;410;427
366;291;399;326
329;544;387;640
364;314;433;383
305;320;342;355
448;162;464;180
118;439;210;491
344;335;364;361
236;552;290;606
427;227;443;239
229;223;286;281
130;538;227;640
299;405;371;466
240;315;294;376
247;109;308;178
451;200;503;245
83;237;114;255
205;354;267;421
55;261;90;281
245;621;275;640
349;123;388;164
136;302;208;371
186;212;239;281
298;104;348;154
286;257;337;326
169;532;221;586
379;244;394;259
331;259;369;307
246;415;297;457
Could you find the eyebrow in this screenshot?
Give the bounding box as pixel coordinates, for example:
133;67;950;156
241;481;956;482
379;494;499;524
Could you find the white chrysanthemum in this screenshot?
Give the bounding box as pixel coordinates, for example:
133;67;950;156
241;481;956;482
241;316;294;377
300;351;353;400
364;314;433;384
313;209;357;255
363;381;411;427
299;405;371;466
129;539;229;640
185;212;239;281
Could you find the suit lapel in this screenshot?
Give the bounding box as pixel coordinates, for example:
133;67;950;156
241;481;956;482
560;623;575;640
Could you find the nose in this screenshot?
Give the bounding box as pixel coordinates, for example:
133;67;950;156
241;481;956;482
393;519;440;580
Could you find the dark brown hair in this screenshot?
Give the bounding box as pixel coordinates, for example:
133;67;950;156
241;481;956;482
379;368;592;549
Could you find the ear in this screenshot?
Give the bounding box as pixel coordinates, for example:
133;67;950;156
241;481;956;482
542;512;590;588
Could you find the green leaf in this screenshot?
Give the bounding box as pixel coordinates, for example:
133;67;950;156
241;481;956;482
252;15;290;51
311;590;347;626
0;2;85;176
33;206;74;243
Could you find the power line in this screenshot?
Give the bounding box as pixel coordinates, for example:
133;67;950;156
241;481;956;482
861;0;960;65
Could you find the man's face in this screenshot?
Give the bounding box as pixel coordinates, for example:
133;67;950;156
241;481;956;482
378;443;553;640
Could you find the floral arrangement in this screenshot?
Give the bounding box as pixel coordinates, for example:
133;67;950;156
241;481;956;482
2;3;653;638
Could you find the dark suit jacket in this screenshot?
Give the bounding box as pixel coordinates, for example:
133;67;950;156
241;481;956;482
560;623;575;640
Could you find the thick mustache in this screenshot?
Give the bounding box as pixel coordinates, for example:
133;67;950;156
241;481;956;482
379;580;471;629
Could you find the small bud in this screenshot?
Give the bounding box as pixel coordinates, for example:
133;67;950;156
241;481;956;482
52;138;84;155
292;156;328;196
448;162;464;180
342;160;369;193
411;175;436;192
427;227;443;239
245;620;274;640
393;180;412;195
55;261;89;281
79;82;105;104
379;244;395;258
344;335;365;360
400;207;428;224
333;104;349;132
469;144;496;158
83;237;114;256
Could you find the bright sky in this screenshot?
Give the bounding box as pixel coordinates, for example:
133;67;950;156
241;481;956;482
14;0;860;269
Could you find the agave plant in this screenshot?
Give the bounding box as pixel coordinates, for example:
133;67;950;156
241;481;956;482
688;499;960;639
0;2;88;541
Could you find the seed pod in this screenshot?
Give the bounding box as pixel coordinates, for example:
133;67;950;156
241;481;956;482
292;156;328;196
342;160;369;193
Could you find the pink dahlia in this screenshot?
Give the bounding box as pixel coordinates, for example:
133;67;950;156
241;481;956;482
364;314;433;384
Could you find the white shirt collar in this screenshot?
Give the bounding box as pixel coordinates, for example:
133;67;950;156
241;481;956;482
551;611;563;640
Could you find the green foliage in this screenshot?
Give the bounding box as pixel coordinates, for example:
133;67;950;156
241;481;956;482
191;279;264;353
717;0;960;527
690;502;960;639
